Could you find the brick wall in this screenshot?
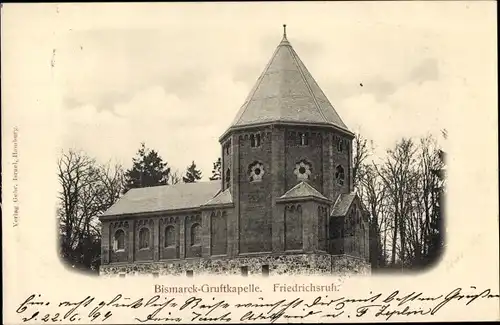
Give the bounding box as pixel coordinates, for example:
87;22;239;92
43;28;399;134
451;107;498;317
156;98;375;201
284;204;303;250
331;133;351;200
271;127;286;253
238;128;273;253
222;126;354;257
160;217;180;260
101;221;110;265
342;200;369;260
185;214;202;258
222;138;232;191
108;221;130;263
210;210;228;256
134;219;154;261
329;216;345;255
284;128;323;193
318;205;328;251
101;123;362;272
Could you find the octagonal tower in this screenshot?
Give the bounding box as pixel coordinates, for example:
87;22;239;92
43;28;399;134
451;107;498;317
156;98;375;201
219;25;355;256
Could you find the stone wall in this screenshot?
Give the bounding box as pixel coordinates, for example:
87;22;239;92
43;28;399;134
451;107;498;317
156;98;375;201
100;253;370;277
331;255;371;275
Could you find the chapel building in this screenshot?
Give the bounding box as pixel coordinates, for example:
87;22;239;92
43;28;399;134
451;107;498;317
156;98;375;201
99;26;371;277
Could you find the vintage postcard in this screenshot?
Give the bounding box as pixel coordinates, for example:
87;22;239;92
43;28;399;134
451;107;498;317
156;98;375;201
2;2;498;323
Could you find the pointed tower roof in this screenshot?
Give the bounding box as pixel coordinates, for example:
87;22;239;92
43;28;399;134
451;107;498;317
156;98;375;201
223;25;351;138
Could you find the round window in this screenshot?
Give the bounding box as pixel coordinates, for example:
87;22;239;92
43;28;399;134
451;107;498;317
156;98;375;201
249;162;265;182
294;160;312;181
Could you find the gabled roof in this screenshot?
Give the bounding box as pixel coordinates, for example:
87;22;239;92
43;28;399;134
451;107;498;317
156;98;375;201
101;181;221;217
203;187;233;207
331;193;356;217
226;26;350;134
278;181;328;201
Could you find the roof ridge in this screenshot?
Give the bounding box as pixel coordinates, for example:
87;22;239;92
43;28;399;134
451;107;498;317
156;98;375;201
286;180;305;191
280;181;327;200
288;46;329;124
232;42;283;127
127;180;218;191
300;181;327;197
293;53;348;128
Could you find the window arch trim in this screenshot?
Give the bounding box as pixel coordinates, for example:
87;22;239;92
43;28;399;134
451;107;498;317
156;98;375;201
190;223;202;246
335;165;345;185
164;225;176;248
113;229;126;252
138;227;150;250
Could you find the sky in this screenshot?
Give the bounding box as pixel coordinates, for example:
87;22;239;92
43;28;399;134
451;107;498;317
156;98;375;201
56;2;492;180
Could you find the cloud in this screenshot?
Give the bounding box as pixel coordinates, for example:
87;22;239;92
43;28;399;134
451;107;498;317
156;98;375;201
60;15;464;180
340;75;449;160
62;72;248;179
408;58;439;84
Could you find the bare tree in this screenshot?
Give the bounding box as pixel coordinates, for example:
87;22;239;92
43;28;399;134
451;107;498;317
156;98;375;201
57;149;124;272
352;132;371;192
351;131;446;271
352;132;387;269
366;134;446;270
417;135;445;266
169;170;181;185
377;138;418;266
359;164;388;268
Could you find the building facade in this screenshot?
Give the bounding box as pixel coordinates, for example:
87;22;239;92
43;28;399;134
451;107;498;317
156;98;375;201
99;27;371;277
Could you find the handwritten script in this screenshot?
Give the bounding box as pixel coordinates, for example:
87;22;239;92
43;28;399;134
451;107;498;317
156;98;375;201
15;286;499;323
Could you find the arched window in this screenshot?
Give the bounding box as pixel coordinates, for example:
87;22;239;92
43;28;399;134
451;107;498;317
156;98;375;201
337;138;344;152
138;227;150;249
225;168;231;188
335;165;345;185
250;133;261;147
296;132;309;146
113;229;125;251
300;133;309;146
191;223;201;246
255;133;261;147
164;225;175;247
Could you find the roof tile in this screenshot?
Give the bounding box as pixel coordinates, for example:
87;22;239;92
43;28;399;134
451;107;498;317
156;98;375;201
203;187;233;207
228;34;349;131
101;181;221;217
331;193;356;217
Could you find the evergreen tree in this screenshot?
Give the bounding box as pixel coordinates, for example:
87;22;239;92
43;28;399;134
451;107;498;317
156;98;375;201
209;158;222;180
123;143;170;193
183;161;202;183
